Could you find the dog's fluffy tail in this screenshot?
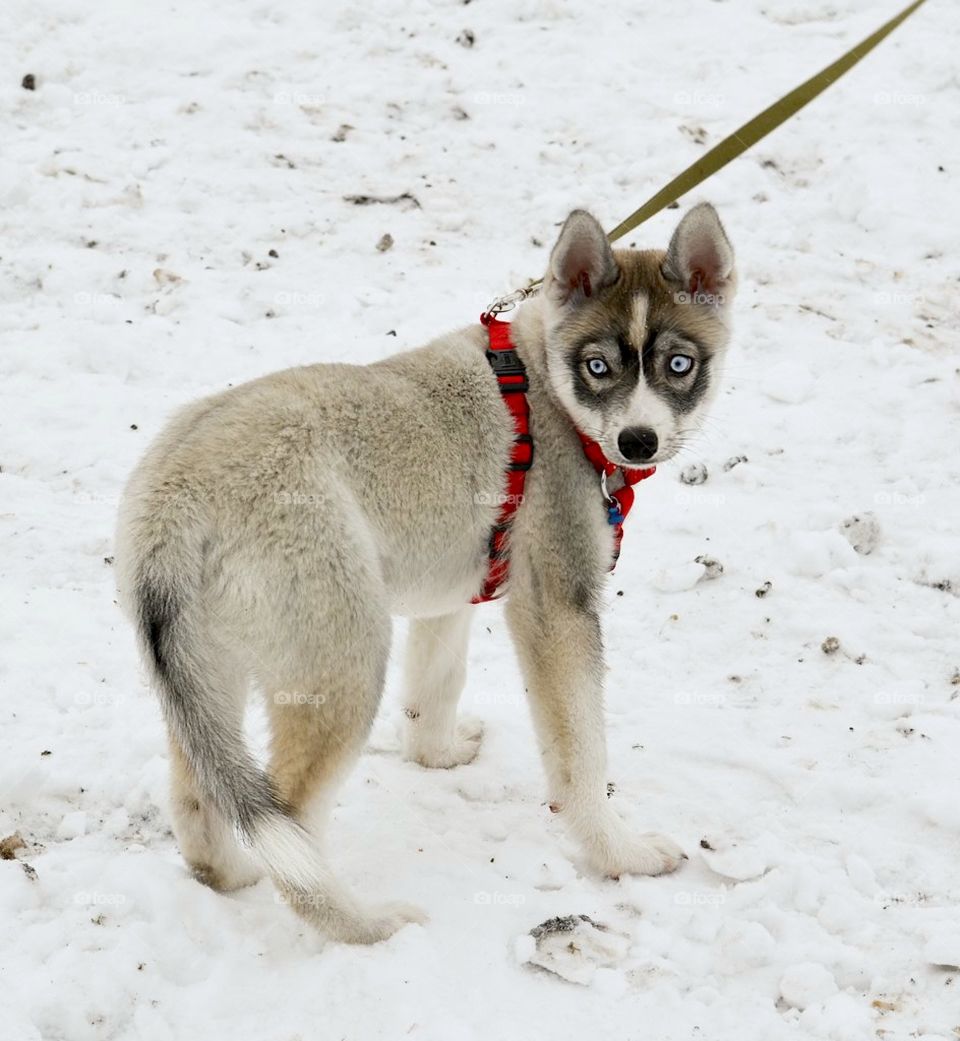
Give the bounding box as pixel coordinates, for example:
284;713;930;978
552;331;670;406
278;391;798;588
130;511;326;889
120;494;391;937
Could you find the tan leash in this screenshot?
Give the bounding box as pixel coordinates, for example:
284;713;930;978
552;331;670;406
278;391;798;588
486;0;929;316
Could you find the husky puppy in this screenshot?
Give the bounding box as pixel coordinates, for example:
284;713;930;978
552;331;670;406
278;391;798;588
116;204;735;943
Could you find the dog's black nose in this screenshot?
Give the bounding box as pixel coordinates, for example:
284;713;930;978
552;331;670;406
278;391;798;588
617;426;659;463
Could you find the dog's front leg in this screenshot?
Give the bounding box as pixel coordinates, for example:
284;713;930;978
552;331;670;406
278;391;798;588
506;591;685;877
401;608;483;768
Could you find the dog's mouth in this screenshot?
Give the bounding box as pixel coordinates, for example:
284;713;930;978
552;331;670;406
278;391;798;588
605;445;677;470
620;454;664;468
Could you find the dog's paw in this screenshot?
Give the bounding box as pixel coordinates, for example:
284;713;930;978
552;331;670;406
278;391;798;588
188;854;264;893
341;901;428;945
201;862;264;893
404;717;483;769
590;831;686;879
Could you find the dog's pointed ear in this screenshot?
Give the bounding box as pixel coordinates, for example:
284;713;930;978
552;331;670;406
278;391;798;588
546;210;618;307
663;202;735;305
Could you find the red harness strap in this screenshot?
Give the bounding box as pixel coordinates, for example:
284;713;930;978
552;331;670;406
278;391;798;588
472;315;533;603
576;432;656;568
471;317;656;602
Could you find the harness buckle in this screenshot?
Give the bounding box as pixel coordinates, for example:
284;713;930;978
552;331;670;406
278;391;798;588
485;348;525;377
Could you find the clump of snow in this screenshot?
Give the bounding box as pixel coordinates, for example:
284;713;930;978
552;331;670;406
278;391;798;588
840;513;882;555
520;915;631;985
699;832;780;882
782;530;859;578
780;961;838;1009
679;462;709;485
694;554;725;580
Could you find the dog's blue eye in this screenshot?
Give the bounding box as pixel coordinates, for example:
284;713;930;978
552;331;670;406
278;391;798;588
586;358;609;377
669;354;694;375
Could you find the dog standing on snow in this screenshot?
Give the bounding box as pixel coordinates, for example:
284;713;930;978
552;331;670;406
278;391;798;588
116;204;735;943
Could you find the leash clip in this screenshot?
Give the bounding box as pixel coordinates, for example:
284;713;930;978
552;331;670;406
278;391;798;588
483;283;541;322
600;470;625;525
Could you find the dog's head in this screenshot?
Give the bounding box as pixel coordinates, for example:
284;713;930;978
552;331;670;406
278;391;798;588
540;204;735;466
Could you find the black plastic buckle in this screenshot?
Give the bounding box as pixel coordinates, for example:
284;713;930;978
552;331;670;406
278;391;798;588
486;349;529;391
486;348;525;376
509;434;534;472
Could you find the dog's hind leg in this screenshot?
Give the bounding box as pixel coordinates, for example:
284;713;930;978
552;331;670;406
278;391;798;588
261;604;426;942
400;608;482;768
168;732;263;892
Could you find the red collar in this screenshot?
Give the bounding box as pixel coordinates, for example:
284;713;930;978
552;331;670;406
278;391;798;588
472;316;655;602
575;432;656;568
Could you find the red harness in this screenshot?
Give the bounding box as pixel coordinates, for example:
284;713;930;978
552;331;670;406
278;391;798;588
473;316;655;603
576;431;656;567
471;315;534;603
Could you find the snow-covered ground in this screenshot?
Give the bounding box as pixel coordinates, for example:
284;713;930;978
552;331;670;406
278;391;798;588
2;0;958;1037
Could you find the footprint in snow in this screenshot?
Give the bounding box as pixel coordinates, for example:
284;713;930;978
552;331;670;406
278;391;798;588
699;831;780;882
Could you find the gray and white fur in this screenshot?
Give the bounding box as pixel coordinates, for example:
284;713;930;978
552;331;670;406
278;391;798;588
115;204;736;943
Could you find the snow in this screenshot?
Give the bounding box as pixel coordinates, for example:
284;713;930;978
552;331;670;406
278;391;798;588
1;0;959;1038
780;961;839;1010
